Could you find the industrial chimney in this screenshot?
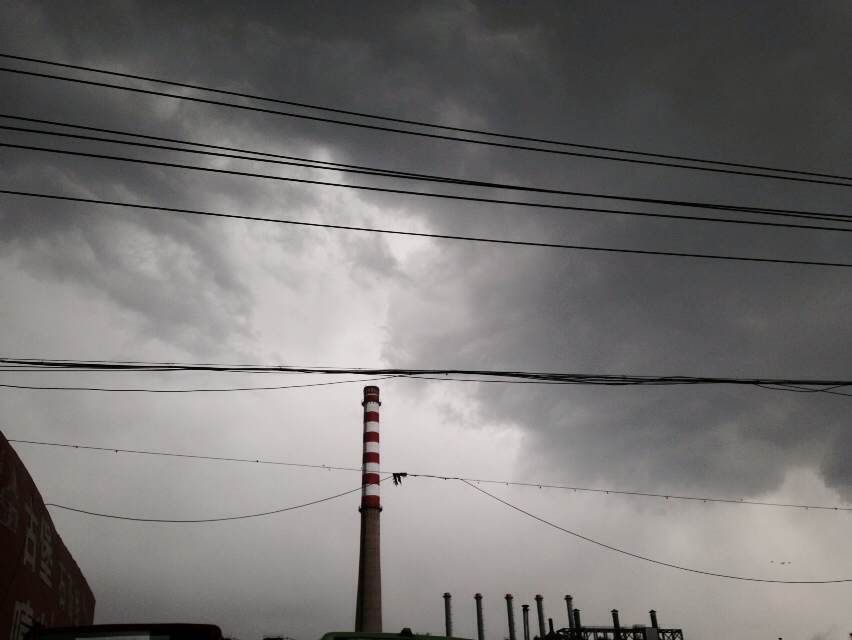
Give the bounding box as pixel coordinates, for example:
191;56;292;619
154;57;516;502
355;386;382;631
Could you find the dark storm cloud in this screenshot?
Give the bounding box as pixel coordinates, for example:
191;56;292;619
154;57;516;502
0;22;335;350
377;2;852;494
0;149;262;349
2;0;849;489
1;3;851;638
365;3;852;499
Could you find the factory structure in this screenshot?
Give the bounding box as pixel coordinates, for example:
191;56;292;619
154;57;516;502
442;592;683;640
1;385;688;640
350;386;686;639
354;386;383;632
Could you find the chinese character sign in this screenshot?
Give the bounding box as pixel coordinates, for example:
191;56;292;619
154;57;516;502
0;433;96;640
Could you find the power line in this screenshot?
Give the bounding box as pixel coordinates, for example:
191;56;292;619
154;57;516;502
414;375;852;396
3;356;852;389
6;139;851;226
0;113;482;177
1;55;849;187
8;439;361;473
0;119;454;182
14;435;850;576
461;480;852;584
3;361;848;397
410;473;852;511
46;483;368;523
5;190;851;269
0;374;399;393
2;370;850;398
9;438;852;512
4;119;852;233
6;52;842;177
11;441;852;582
754;383;852;398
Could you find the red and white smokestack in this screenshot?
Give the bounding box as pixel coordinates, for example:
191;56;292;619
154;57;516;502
361;385;381;509
355;386;382;632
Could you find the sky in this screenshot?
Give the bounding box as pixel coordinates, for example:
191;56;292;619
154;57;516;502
0;1;851;639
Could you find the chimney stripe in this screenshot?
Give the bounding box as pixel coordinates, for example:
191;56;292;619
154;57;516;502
364;484;381;496
362;495;381;508
361;386;381;510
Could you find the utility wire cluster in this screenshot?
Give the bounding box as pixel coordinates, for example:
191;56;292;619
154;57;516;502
2;52;851;587
9;438;851;512
0;53;850;269
0;374;400;393
462;481;852;584
3;117;851;227
41;479;852;582
4;189;850;269
47;484;368;523
2;357;850;395
11;437;849;584
1;53;850;186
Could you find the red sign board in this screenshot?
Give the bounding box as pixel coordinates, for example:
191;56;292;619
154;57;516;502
0;432;95;640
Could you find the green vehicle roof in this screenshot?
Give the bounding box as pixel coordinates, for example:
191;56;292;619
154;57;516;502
320;632;471;640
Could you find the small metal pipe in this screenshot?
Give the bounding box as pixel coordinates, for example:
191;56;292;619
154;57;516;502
522;605;531;640
611;610;620;640
564;596;574;630
534;595;546;640
572;609;582;630
474;594;484;640
443;593;453;637
548;618;554;635
506;594;517;640
649;610;659;629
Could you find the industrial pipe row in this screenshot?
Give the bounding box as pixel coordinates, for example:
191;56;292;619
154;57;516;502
440;593;662;639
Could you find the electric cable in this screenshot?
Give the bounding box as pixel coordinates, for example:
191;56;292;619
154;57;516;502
4;190;850;269
12;436;850;575
6;140;852;227
410;375;852;396
0;114;468;178
0;374;399;393
4;53;851;182
4;119;852;231
3;362;848;397
8;439;362;473
753;383;852;398
9;437;852;513
1;369;850;397
2;356;852;390
45;482;371;523
0;56;849;187
461;479;852;583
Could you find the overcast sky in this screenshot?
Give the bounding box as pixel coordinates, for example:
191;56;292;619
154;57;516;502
1;1;851;639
